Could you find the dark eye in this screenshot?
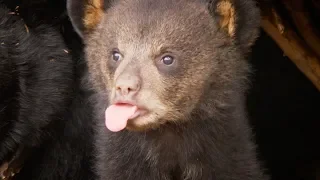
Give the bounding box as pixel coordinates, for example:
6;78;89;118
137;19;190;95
161;55;174;65
112;51;122;62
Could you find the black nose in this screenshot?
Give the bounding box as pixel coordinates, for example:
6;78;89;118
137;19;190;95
115;75;141;96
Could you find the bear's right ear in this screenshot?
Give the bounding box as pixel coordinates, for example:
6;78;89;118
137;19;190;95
207;0;261;53
67;0;108;38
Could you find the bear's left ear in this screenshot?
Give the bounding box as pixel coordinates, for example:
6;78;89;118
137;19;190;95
67;0;109;38
208;0;261;52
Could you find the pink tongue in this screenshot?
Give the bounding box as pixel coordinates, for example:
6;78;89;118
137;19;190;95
105;104;138;132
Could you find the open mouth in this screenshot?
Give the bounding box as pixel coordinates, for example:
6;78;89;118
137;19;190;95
114;102;147;120
128;110;141;120
105;101;149;132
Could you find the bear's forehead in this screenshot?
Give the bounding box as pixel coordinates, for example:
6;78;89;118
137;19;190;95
103;0;216;45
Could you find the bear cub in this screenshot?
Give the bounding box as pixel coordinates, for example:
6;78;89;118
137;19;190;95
68;0;269;179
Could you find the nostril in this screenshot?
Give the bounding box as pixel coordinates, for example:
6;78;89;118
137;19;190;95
116;85;136;96
115;76;141;96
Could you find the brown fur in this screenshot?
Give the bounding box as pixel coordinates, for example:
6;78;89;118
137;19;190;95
216;0;236;36
68;0;267;179
83;0;104;31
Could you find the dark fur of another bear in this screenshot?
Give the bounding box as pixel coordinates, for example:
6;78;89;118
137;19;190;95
0;3;95;179
0;3;73;162
68;0;269;179
0;1;96;179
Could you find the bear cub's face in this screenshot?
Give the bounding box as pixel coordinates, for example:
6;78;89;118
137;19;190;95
86;1;234;132
67;0;259;132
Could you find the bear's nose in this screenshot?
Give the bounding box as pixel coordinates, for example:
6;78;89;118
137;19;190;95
115;75;141;96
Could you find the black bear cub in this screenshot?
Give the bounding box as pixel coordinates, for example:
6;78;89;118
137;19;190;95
68;0;269;179
0;4;74;179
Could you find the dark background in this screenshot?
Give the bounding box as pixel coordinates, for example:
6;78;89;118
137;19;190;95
247;29;320;180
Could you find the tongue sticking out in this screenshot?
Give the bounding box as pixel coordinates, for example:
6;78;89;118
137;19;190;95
105;104;138;132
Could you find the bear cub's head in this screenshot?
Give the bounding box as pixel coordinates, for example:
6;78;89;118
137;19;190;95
67;0;260;132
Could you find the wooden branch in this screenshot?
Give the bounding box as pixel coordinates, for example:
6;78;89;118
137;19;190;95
261;10;320;91
282;0;320;59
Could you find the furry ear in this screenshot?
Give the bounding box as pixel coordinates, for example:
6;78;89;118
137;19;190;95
208;0;261;52
67;0;108;38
